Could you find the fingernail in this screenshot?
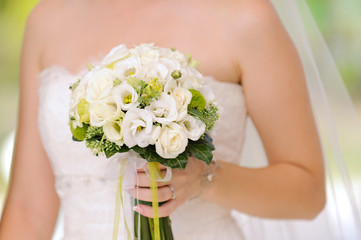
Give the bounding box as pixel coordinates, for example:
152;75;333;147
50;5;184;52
133;206;143;213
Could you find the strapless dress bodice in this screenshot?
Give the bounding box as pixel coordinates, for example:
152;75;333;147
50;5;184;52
38;65;247;240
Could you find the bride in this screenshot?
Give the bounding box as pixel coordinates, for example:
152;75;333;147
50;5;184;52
1;0;358;239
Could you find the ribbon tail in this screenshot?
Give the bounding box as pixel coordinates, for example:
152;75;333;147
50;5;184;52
149;162;161;240
112;158;132;240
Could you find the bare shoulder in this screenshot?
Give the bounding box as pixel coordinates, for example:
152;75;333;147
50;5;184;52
23;0;66;57
217;0;283;36
26;0;65;30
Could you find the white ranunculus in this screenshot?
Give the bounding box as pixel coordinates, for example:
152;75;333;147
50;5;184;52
133;43;159;63
182;115;206;141
86;68;115;103
172;88;192;121
113;56;141;81
178;66;204;90
89;102;118;127
155;123;188;159
149;125;162;145
122;108;154;148
138;62;168;83
103;113;125;146
146;92;178;124
102;44;130;65
111;82;139;110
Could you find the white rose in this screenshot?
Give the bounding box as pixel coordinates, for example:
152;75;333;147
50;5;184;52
178;67;204;90
133;43;160;63
122;108;154;148
89;101;118;127
102;44;130;65
112;82;139;110
155;123;188;159
103;113;125;146
138;62;168;83
182;115;206;141
146;92;178;124
113;56;141;81
86;68;115;103
172;88;192;121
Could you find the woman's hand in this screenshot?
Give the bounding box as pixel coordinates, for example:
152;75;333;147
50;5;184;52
128;156;207;218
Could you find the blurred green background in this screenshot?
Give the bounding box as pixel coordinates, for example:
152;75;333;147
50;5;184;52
0;0;360;221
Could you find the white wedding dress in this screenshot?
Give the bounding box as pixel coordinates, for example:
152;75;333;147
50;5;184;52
37;65;248;240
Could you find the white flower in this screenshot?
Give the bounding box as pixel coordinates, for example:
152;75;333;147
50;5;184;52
111;82;139;110
155;123;188;159
159;48;187;64
89;101;118;127
146;92;178;124
113;56;141;81
70;83;87;126
86;68;115;103
122;108;154;148
178;66;204;90
150;125;162;145
199;84;215;105
172;88;192;121
163;78;178;93
102;44;130;65
182;115;206;141
138;62;168;83
103;113;125;146
133;43;160;63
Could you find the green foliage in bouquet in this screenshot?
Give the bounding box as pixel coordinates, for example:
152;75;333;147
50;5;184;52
71;122;215;169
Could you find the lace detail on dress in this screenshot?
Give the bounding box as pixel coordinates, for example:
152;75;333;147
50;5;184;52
37;65;247;240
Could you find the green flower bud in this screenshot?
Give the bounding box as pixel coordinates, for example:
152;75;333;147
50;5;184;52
171;70;182;80
77;98;90;124
188;89;206;111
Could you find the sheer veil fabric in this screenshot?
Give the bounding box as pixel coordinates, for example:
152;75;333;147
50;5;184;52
235;0;361;239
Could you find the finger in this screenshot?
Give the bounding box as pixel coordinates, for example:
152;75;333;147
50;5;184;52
128;186;173;202
135;170;169;187
134;199;177;218
137;163;167;173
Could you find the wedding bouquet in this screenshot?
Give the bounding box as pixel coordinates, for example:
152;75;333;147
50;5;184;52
69;43;219;240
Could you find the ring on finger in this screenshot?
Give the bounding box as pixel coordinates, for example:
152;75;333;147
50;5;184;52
169;186;176;200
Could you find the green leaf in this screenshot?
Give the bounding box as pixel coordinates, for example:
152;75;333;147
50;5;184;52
186;134;215;165
132;146;188;170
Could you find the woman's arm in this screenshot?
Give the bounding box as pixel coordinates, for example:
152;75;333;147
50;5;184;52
0;3;60;239
133;0;325;220
201;0;325;219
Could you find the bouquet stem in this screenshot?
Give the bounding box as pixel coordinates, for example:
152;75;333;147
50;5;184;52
134;201;174;240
